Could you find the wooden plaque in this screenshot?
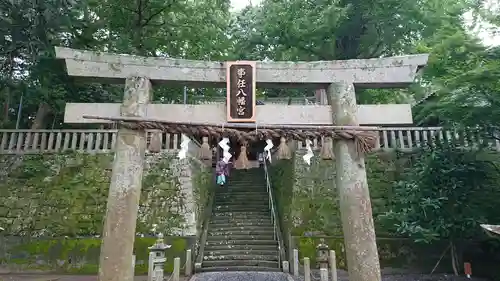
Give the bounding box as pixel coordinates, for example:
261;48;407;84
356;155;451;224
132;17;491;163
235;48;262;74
226;61;256;122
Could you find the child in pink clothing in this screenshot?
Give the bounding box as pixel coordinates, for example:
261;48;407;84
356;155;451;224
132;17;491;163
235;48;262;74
215;158;228;186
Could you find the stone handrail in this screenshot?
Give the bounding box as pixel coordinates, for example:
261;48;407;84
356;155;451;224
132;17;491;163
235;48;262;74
0;127;498;154
298;127;500;151
194;185;215;272
263;154;287;270
0;129;184;154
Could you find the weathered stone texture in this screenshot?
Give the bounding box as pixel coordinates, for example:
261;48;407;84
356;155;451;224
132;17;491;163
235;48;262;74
99;77;151;281
55;47;428;88
170;157;197;236
328;82;381;281
64;103;414;125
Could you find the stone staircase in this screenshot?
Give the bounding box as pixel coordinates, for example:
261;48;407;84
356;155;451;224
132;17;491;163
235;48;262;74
201;168;281;272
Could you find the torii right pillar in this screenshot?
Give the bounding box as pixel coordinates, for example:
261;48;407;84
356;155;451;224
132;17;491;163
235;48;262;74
328;82;381;281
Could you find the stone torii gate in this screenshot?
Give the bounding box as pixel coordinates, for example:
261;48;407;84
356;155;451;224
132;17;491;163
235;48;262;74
55;47;428;281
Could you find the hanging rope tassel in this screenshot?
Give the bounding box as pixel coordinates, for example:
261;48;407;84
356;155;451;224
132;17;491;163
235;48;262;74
234;143;250;170
148;130;162;153
82;115;380;157
276;137;291;160
198;136;212;161
320;137;334;160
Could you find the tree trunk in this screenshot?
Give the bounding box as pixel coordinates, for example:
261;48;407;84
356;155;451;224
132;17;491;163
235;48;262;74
3;85;10;123
31;102;51;129
430;243;451;274
450;241;459;276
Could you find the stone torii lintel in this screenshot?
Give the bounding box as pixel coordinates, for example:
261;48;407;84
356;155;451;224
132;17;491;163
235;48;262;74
54;47;428;88
64;103;414;125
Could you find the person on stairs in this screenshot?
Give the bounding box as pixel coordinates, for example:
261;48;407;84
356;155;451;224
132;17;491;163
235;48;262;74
215;158;228;187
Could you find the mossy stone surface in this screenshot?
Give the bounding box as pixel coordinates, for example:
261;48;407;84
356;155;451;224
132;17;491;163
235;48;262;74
270;152;398;237
0;236;191;274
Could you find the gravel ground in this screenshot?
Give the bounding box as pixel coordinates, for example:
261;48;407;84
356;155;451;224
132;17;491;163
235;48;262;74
191;272;291;281
0;274;188;281
0;271;490;281
291;269;490;281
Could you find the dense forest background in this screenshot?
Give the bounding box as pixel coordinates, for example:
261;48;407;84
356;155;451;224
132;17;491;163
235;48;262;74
0;0;499;130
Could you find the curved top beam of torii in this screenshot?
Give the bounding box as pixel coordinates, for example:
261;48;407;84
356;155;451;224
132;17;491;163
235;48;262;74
55;47;428;88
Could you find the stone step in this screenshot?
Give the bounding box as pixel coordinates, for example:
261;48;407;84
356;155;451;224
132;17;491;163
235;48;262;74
215;192;268;197
229;183;266;185
225;179;265;182
202;259;280;268
214;198;268;202
220;184;266;188
209;226;275;232
221;181;265;184
212;205;269;210
205;239;277;246
204;244;278;251
209;218;272;225
214;196;268;201
211;216;271;222
225;185;265;188
224;180;266;183
212;210;271;216
211;214;271;221
209;221;273;228
212;206;271;212
198;265;281;272
230;173;264;175
216;194;267;197
207;229;275;236
223;186;266;189
213;199;268;204
215;197;268;202
203;254;279;261
214;198;266;202
215;193;268;197
215;194;268;198
213;202;269;207
217;190;267;194
204;249;279;256
206;234;275;241
230;173;264;176
215;193;267;197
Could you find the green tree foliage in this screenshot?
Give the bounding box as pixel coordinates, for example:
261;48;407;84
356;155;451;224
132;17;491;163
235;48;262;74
0;0;232;129
1;0;497;121
409;0;500;130
381;143;500;273
228;0;489;101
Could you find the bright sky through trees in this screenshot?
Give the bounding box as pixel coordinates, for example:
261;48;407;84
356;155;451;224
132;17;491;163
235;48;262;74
231;0;499;46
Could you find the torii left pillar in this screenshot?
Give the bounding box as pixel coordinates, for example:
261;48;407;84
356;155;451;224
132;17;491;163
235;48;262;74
99;77;151;281
329;82;381;281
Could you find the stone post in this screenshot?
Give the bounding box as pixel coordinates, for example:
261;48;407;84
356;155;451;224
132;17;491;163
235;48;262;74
132;255;136;274
282;261;290;273
98;77;152;281
304;257;311;281
327;82;381;281
173;257;181;281
293;249;299;276
185;249;192;276
329;250;338;281
315;88;328;105
147;252;155;281
320;268;329;281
